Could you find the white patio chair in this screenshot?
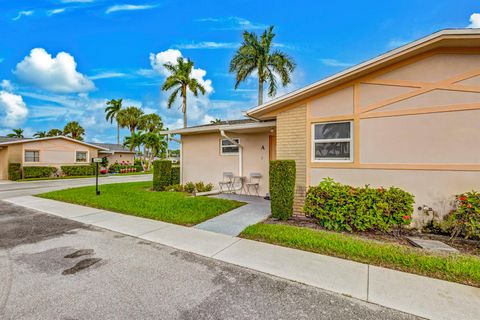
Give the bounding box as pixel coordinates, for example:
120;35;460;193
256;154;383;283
219;172;234;193
245;173;262;196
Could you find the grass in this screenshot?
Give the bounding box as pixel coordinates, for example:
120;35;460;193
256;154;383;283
37;181;244;226
241;223;480;287
18;171;151;181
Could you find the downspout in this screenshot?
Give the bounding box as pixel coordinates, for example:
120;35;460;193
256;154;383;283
220;130;243;176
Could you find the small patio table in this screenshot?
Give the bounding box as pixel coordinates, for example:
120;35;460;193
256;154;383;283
232;176;247;195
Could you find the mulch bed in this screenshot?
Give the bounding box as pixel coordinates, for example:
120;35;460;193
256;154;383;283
263;216;480;256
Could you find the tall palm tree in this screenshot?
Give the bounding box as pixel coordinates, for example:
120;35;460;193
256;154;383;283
63;121;85;140
105;98;123;145
139;113;163;133
117;106;144;151
210;118;222;124
6;128;24;138
143;132;167;170
229;26;296;105
33;131;47;138
46;128;63;137
123;131;144;154
161;57;206;128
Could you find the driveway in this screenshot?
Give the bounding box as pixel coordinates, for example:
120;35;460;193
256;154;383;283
0;174;152;199
0;202;418;320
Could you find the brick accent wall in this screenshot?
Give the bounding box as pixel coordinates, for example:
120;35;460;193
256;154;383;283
276;105;307;215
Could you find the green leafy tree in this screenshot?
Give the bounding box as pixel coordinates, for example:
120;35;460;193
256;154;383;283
117;106;144;151
63;121;85;140
105;98;123;145
46;128;63;137
143;132;168;170
6;128;24;138
139;113;163;133
229;26;296;105
161;57;206;128
33;131;47;138
123;131;144;153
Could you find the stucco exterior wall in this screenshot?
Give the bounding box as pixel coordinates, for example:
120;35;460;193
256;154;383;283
101;152;135;165
0;148;8;180
181;131;270;195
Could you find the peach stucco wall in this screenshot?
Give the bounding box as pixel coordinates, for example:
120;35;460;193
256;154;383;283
101;152;135;165
0;148;8;179
181;132;270;196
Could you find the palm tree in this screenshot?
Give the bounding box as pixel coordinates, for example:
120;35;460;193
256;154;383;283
105;98;123;144
161;57;206;128
139;113;163;133
33;131;47;138
6;128;24;138
210;118;222;124
46;128;63;137
123;131;144;153
143;132;167;170
229;26;296;105
63;121;85;140
117;106;144;151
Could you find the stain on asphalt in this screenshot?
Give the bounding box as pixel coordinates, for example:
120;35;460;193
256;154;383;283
0;201;86;249
62;258;102;275
64;249;94;259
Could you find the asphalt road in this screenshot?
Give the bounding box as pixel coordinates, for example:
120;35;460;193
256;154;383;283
0;174;152;199
0;202;420;320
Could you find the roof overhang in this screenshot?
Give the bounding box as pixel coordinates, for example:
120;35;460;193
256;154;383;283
0;136;109;151
247;29;480;119
162;120;276;135
98;150;136;154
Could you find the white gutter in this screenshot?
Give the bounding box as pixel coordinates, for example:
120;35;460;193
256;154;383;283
220;130;243;177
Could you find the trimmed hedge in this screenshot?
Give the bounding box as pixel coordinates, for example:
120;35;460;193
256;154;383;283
304;178;414;233
171;166;180;185
23;166;57;179
8;163;22;181
61;165;95;176
269;160;296;220
153;160;172;191
134;164;143;172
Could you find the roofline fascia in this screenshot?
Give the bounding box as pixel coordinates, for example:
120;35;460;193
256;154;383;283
161;120;276;135
0;136;109;150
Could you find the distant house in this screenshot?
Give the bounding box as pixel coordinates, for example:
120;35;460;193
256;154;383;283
0;136;135;180
166;29;480;225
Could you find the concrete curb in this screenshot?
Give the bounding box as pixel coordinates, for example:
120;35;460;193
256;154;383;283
5;196;480;320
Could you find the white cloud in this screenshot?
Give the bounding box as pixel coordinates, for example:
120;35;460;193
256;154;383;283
149;49;213;93
14;48;95;93
468;13;480;28
0;91;28;128
197;16;267;30
47;8;66;16
319;58;354;68
1;80;13;91
106;4;157;14
89;72;127;80
174;41;239;50
13;10;34;21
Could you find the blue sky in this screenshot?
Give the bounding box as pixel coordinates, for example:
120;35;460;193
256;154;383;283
0;0;478;143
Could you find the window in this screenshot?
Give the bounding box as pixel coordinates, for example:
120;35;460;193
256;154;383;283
76;151;88;162
312;121;353;162
25;150;40;162
220;138;240;155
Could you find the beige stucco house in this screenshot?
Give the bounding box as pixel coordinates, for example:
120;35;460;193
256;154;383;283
0;136;135;179
170;29;480;224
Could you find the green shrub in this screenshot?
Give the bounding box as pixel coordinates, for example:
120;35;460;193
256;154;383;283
304;178;414;233
269;160;296;220
451;191;480;239
165;184;184;192
8;163;22;181
23;166;57;179
61;165;95;176
153;160;172;191
194;182;213;193
171;166;180;185
184;182;196;193
134;164;143;172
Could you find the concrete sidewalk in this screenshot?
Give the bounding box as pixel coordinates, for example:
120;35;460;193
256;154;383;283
5;195;480;320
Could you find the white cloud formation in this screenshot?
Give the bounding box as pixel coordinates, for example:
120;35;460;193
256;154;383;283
13;10;34;21
174;41;239;50
106;4;157;14
197;16;267;30
149;49;213;93
1;80;13;91
14;48;95;93
47;8;66;16
89;72;127;80
319;58;354;68
0;91;28;128
468;13;480;28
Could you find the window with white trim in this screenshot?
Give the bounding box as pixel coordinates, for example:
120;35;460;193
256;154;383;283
25;150;40;162
76;151;88;162
312;121;353;162
220;138;239;155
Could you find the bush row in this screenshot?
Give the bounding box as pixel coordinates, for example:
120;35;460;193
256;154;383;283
152;161;183;191
304;178;415;233
108;163;143;173
61;165;95;176
23;166;57;179
8;163;22;181
164;182;214;193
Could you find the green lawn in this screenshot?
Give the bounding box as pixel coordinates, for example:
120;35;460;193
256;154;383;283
241;223;480;287
38;181;244;226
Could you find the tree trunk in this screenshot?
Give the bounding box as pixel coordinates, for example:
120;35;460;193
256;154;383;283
258;78;264;106
130;129;135;151
117;122;120;145
182;88;187;128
